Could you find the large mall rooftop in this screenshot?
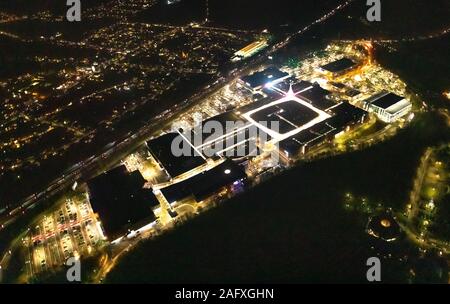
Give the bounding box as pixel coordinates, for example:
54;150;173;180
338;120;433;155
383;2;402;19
87;165;157;238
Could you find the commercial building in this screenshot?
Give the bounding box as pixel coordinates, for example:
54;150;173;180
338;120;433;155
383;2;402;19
146;133;206;178
87;165;158;238
241;82;332;143
160;159;247;204
236;77;353;162
363;92;412;123
263;78;312;97
278;102;367;160
329;81;361;99
248;99;320;134
191;111;258;160
297;83;335;111
278;121;337;158
239;67;290;93
327;101;368;130
318;57;358;77
232;40;268;61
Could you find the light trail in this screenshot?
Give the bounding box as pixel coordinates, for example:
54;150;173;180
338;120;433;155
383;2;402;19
1;0;358;231
339;27;450;44
0;30;30;42
2;1;365;280
31;213;95;243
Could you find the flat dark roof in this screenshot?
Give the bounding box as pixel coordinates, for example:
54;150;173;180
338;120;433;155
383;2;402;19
278;103;366;156
199;127;260;159
292;80;313;93
250;100;319;134
308;121;335;135
238;95;278;113
220;138;261;159
241;67;289;89
371;92;404;109
278;124;336;156
161;159;247;203
192;111;249;143
292;129;322;145
297;84;334;110
327;102;367;130
278;138;303;155
87;165;157;237
147;133;206;178
321;58;357;73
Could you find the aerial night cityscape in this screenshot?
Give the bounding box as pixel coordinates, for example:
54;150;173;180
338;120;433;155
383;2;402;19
0;0;449;291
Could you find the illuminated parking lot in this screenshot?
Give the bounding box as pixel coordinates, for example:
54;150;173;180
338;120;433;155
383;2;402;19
28;196;105;275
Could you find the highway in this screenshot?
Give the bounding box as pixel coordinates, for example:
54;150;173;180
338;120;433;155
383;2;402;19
0;0;359;236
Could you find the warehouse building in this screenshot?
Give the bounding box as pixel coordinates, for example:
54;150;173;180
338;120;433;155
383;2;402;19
363;92;412;123
239;67;290;93
87;165;158;239
146;133;207;179
278;102;367;160
232;40;268;61
160;159;247;204
318;57;359;77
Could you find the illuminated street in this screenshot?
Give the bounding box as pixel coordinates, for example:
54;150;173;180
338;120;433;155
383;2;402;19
0;0;449;287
